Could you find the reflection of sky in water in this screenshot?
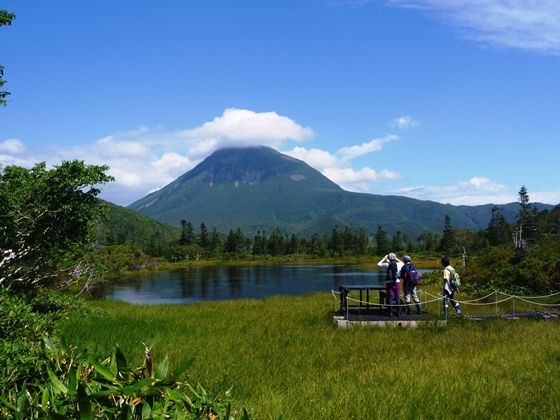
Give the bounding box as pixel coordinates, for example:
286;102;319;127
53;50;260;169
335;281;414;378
94;265;431;305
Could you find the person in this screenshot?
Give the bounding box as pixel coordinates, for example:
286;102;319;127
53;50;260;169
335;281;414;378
400;255;422;315
377;253;404;316
441;257;461;316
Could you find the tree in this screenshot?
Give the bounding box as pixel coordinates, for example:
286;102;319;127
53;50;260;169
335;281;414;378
252;230;266;256
375;225;389;256
439;215;456;254
0;160;114;286
179;220;195;246
267;228;285;256
515;186;541;249
0;10;15;107
330;225;344;256
539;205;560;235
309;233;322;256
198;222;209;249
487;206;510;246
287;234;299;255
356;228;369;255
391;230;403;252
209;227;221;254
224;228;246;255
402;233;413;252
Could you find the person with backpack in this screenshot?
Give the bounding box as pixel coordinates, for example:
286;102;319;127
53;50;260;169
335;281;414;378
400;255;422;315
441;256;461;316
377;253;404;316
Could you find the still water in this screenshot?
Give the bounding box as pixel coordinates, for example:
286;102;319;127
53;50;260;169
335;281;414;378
92;264;391;305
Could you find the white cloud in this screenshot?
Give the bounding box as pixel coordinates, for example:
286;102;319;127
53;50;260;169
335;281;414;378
391;116;419;130
3;109;555;207
386;0;560;55
391;176;516;205
530;191;560;206
0;109;316;206
337;135;399;159
285;147;347;171
323;167;402;191
0;139;25;154
181;108;315;160
284;145;402;193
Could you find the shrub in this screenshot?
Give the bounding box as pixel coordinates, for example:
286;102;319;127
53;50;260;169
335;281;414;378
1;337;253;419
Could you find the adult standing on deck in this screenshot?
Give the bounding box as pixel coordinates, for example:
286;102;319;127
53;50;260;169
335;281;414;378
441;257;461;316
377;253;404;316
400;255;422;315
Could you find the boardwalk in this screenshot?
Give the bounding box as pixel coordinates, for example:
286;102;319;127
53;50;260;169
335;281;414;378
333;308;560;328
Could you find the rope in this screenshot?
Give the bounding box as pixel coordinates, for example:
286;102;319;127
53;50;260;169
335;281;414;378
496;290;560;299
509;296;560;307
332;288;560;311
424;290;514;306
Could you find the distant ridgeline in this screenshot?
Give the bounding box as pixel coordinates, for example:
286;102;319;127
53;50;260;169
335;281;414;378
124;146;553;240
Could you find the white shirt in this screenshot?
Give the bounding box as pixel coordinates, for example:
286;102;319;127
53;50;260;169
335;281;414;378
377;261;404;283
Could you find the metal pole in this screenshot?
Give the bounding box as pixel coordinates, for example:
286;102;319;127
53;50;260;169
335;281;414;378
346;292;349;325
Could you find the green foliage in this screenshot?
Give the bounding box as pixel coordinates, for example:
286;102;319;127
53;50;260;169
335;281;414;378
439;214;456;254
461;239;560;295
0;10;15;107
97;201;181;255
514;186;542;249
375;225;389;256
86;245;165;274
165;245;205;262
0;286;76;409
539;205;560;235
0;10;15;26
1;336;252;419
180;220;196;246
0;161;114;287
0;287;254;419
487;206;512;247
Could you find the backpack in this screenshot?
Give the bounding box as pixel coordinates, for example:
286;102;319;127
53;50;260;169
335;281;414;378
386;262;398;282
402;264;422;287
446;267;461;291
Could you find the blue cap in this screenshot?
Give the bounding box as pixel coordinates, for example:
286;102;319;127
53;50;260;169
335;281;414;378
404;255;411;262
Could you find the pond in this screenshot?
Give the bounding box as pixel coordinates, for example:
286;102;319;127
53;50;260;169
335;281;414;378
91;264;403;305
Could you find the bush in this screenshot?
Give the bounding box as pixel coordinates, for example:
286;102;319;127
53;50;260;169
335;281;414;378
1;337;253;419
461;241;560;295
86;245;166;274
0;287;255;419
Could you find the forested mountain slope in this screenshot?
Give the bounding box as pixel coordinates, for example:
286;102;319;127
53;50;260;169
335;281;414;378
127;146;552;239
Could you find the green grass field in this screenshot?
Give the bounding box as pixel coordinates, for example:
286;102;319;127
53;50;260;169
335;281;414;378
60;287;560;419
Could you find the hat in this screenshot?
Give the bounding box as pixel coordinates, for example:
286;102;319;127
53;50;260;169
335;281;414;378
388;253;396;261
404;255;411;262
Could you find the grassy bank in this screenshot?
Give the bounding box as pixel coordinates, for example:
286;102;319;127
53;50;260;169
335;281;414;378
100;256;443;279
60;290;560;419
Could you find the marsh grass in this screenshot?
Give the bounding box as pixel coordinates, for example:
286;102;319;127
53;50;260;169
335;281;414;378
61;288;560;419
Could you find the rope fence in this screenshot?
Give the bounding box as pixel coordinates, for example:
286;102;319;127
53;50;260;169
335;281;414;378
332;287;560;319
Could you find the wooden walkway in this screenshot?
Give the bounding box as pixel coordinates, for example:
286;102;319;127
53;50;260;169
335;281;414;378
333;309;560;328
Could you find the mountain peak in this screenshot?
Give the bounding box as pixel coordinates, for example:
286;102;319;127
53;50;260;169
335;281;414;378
178;145;336;188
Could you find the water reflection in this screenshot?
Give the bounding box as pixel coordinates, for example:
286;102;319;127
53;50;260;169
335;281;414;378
91;264;425;305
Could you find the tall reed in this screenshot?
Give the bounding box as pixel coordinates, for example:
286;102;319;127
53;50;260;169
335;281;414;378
61;289;560;419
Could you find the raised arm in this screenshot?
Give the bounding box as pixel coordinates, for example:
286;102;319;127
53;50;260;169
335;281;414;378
377;255;389;267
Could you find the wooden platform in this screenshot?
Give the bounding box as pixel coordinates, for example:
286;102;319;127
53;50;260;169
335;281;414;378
333;309;560;328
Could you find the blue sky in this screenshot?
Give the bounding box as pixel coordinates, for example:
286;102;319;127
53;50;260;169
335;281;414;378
1;0;559;207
